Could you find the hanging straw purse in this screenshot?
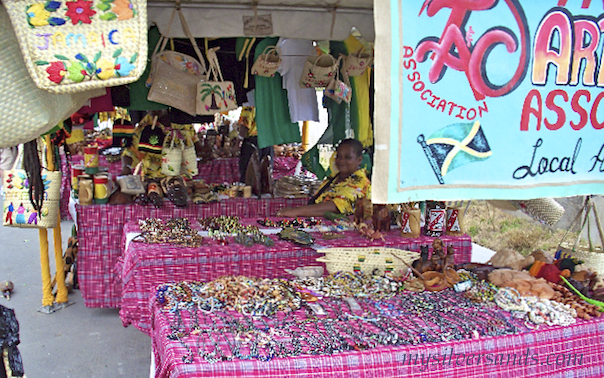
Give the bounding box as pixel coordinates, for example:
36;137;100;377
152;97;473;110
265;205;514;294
324;55;352;104
196;47;238;115
0;4;100;148
116;161;145;195
161;130;183;176
3;143;61;229
251;45;282;77
181;134;198;178
3;0;147;94
298;53;338;88
147;6;208;115
344;45;373;77
557;196;604;274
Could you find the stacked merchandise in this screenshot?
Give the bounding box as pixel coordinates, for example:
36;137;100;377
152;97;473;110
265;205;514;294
274;175;322;198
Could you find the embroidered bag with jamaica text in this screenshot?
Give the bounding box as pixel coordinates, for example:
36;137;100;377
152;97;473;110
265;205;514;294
298;53;337;88
4;0;147;94
344;45;373;77
251;45;281;77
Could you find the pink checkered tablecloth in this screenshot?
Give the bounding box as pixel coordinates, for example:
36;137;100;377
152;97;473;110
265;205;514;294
76;198;308;308
117;222;324;335
150;295;604;378
197;158;240;184
116;219;472;335
197;156;301;184
273;156;300;180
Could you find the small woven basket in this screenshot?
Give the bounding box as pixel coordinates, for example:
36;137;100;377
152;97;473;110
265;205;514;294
557;196;604;275
559;243;604;274
316;247;419;275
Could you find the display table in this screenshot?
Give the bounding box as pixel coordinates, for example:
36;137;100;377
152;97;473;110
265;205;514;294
76;198;308;308
197;158;239;184
62;156;301;219
150;291;604;378
117;219;472;335
118;222;323;335
193;156;301;184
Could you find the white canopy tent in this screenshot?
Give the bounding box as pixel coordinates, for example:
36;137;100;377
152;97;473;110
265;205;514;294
147;0;375;41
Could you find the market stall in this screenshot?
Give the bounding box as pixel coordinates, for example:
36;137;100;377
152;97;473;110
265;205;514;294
117;217;472;334
149;277;604;378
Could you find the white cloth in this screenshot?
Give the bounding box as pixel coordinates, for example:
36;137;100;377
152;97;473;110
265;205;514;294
276;38;320;123
0;146;18;171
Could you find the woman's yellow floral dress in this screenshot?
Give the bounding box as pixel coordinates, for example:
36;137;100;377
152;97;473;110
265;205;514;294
313;169;371;215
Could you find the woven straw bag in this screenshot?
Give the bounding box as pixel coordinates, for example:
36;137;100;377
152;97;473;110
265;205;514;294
181;135;198;178
251;45;281;77
344;45;373;76
0;5;100;148
146;7;207;115
324;55;352;104
299;53;337;88
116;162;145;195
558;196;604;274
196;47;238;115
161;131;183;176
514;198;565;226
316;247;419;275
3;0;147;94
2;144;61;229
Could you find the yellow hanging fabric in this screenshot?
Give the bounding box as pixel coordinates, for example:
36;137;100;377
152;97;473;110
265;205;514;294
38;135;68;308
343;35;373;148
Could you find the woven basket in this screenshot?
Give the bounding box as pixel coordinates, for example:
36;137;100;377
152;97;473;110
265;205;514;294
559;243;604;275
4;0;148;93
514;198;565;226
557;196;604;275
316;247;419;275
0;4;99;148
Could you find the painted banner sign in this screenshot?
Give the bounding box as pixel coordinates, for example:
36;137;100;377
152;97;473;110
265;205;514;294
373;0;604;203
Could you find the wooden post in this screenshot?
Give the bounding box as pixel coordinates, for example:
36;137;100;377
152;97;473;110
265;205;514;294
302;121;310;152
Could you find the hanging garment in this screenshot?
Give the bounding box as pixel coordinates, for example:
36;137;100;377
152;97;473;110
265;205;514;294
254;38;301;149
276;38;320;123
0;305;24;377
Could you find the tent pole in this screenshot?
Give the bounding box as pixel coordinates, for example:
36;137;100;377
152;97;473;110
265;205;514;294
302;121;310;152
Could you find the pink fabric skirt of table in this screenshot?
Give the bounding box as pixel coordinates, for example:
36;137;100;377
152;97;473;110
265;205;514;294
150;298;604;378
76;198;308;308
196;156;302;184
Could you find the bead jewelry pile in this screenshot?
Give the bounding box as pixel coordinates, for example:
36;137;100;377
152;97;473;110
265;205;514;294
156;272;531;364
257;217;322;229
198;216;274;246
134;218;203;247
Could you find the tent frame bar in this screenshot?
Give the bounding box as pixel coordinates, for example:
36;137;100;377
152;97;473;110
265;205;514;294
147;1;373;14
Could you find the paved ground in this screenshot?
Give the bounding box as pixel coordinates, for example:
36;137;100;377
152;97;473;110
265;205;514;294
0;220;151;378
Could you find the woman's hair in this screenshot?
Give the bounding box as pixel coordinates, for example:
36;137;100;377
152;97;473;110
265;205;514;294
337;138;363;158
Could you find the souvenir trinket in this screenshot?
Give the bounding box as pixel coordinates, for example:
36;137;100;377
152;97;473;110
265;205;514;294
425;201;446;237
278;227;314;245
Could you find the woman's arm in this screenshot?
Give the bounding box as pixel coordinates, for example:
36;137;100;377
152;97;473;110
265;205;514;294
277;201;339;218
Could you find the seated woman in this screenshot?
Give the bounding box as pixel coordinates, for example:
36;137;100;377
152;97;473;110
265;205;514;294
276;139;371;218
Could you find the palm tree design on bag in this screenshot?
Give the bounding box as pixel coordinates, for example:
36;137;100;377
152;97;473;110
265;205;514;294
199;83;224;112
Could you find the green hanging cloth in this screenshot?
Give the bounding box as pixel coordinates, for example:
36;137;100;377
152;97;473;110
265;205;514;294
301;144;327;180
254;37;301;149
